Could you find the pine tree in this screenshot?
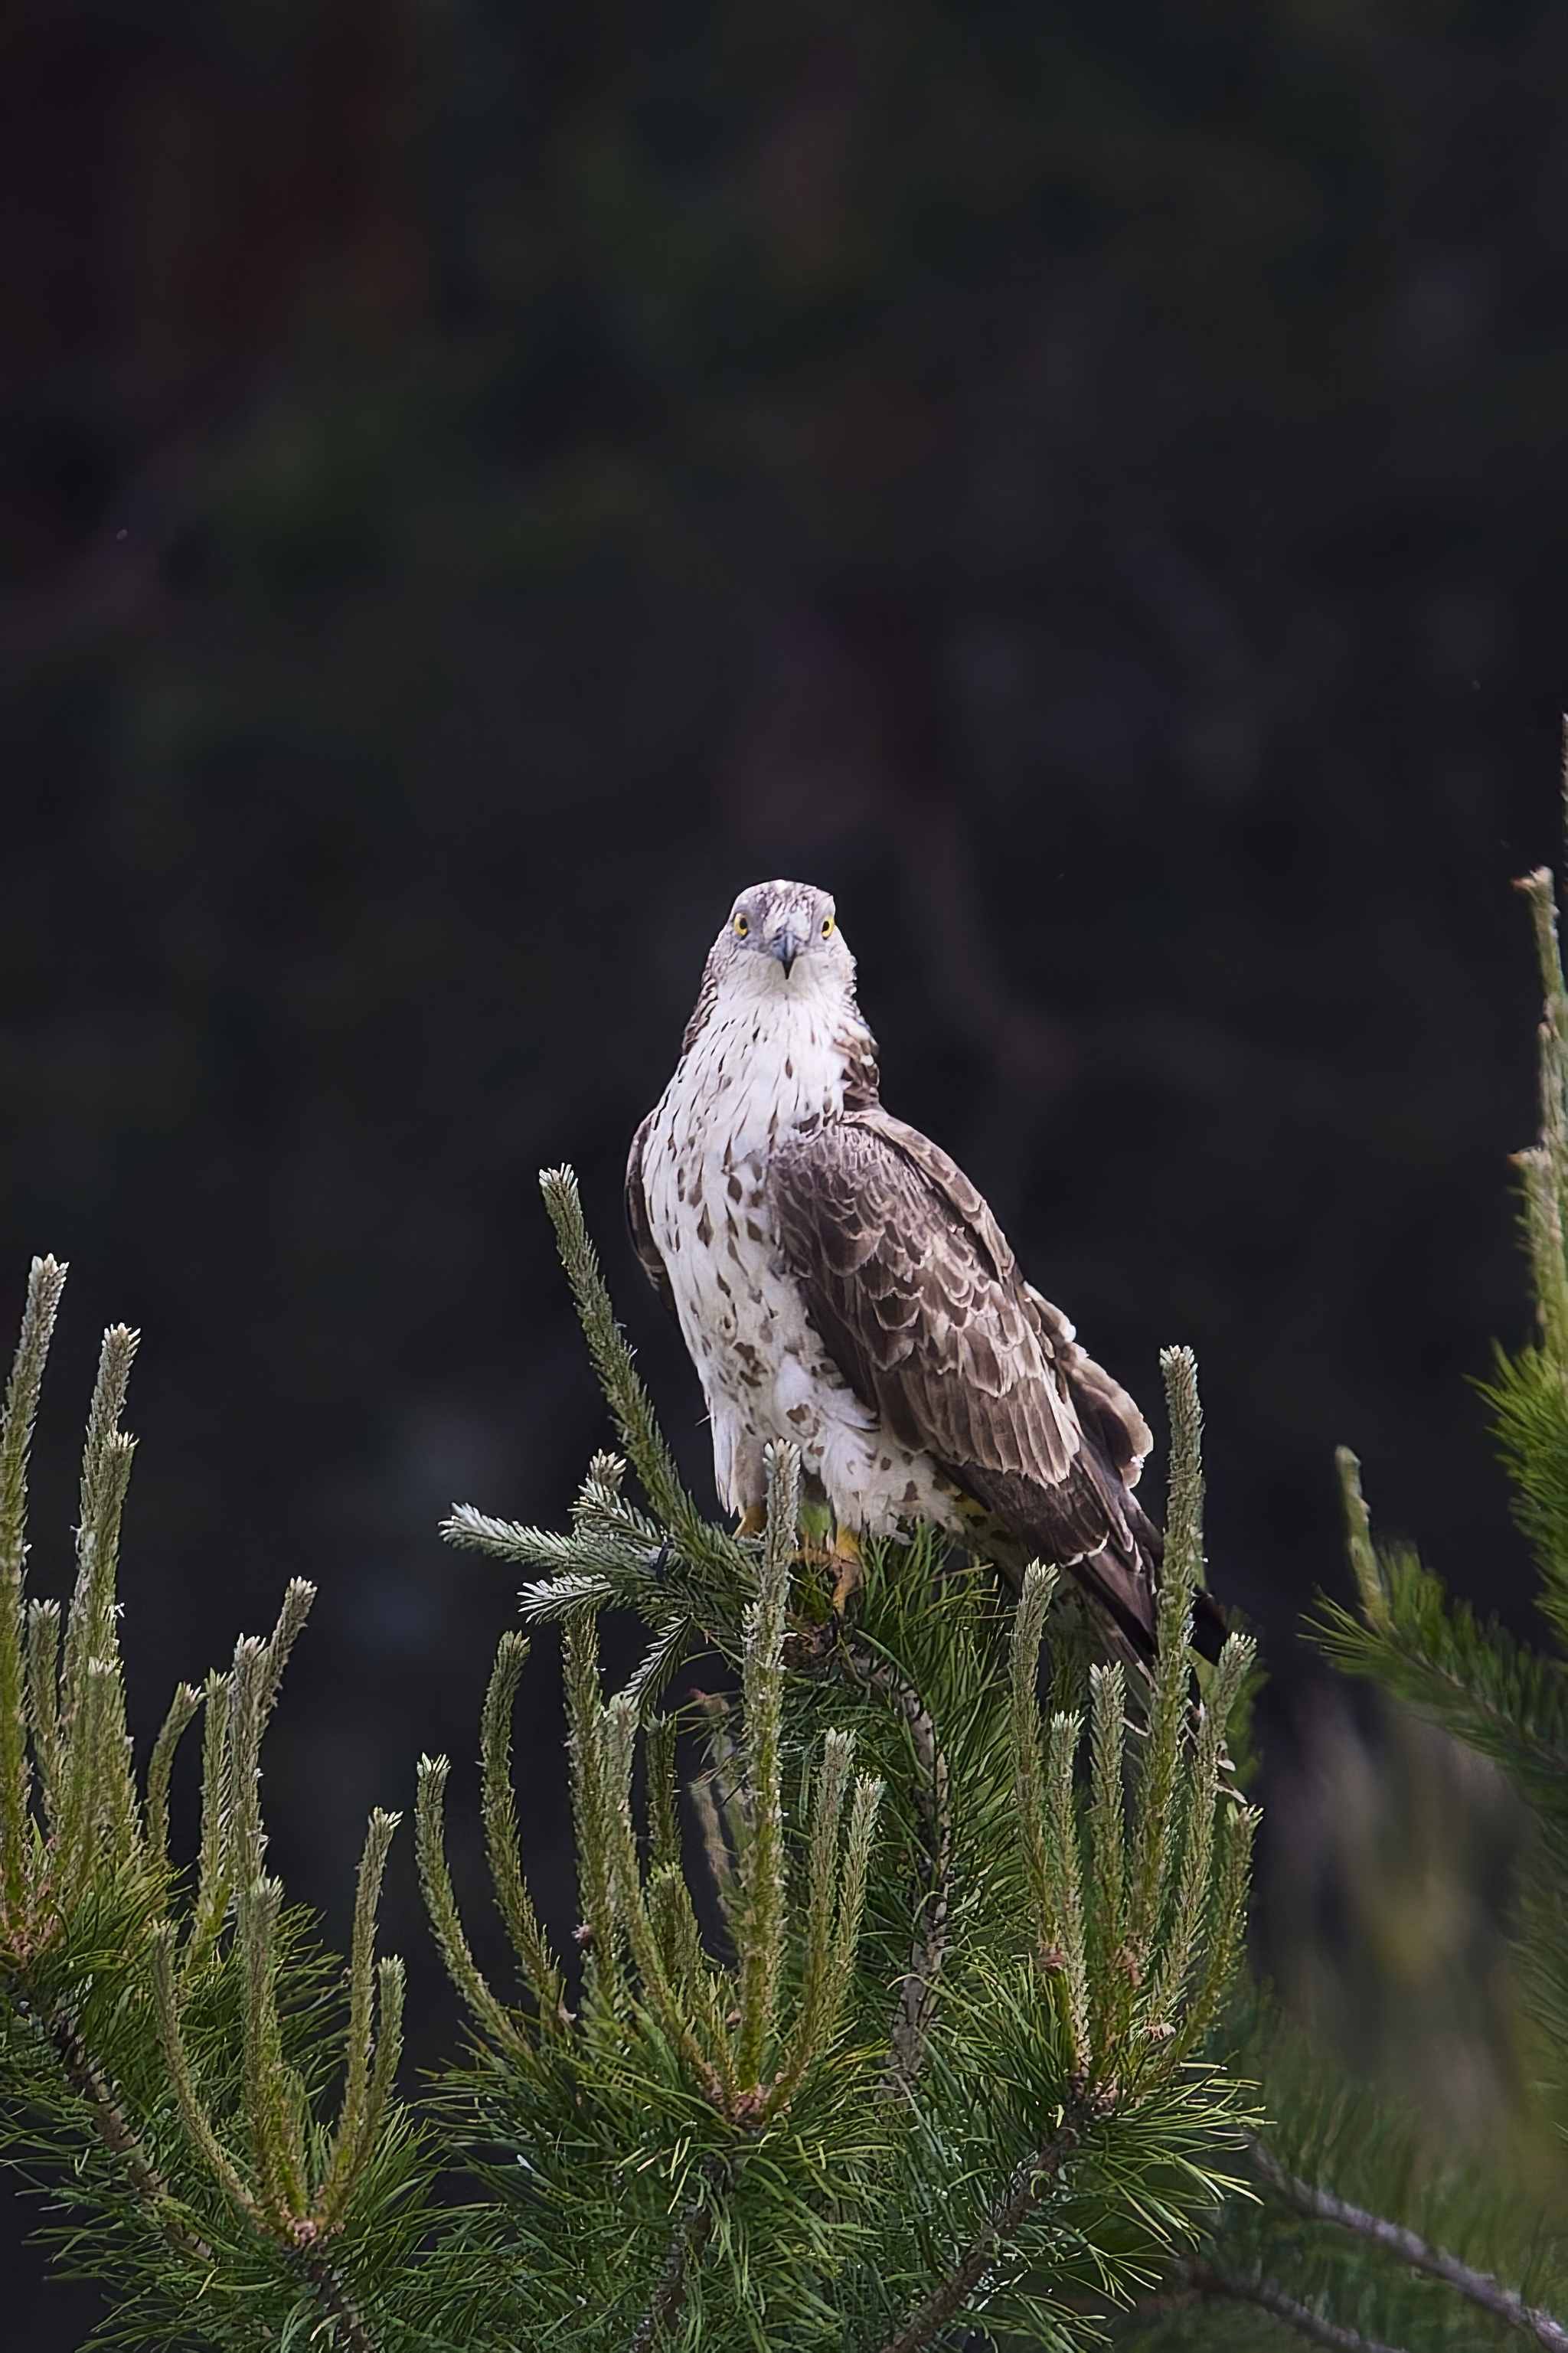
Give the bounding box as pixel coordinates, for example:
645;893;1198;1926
0;1175;1256;2345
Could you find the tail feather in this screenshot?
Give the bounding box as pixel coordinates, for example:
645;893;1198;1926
952;1462;1230;1668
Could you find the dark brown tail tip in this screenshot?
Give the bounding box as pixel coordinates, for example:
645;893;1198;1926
1191;1587;1230;1665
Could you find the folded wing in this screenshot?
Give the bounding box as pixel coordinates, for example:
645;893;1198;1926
768;1106;1169;1651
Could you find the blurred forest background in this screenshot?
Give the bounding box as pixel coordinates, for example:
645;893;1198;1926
5;0;1568;2338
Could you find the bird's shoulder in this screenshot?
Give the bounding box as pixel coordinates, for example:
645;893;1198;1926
766;1105;1082;1478
769;1103;1022;1300
768;1103;1155;1497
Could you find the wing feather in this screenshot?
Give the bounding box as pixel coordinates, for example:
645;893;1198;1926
625;1111;676;1314
768;1106;1158;1598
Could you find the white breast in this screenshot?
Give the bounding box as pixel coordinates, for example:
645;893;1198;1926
642;991;965;1539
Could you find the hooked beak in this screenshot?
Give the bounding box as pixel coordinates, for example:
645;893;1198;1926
769;924;807;978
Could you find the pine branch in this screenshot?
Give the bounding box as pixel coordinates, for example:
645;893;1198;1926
839;1627;954;2091
1174;2258;1414;2353
536;1167;754;1612
294;2240;384;2353
0;1257;67;1930
733;1442;795;2089
479;1633;567;2028
874;2117;1086;2353
5;1974;218;2270
623;2173;718;2353
1246;2136;1568;2352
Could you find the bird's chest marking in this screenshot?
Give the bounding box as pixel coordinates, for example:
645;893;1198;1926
642;994;960;1535
645;1002;837;1404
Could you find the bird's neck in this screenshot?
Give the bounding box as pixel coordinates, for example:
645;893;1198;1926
679;983;878;1153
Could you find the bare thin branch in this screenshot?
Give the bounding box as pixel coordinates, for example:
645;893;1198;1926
1246;2139;1568;2353
1178;2257;1413;2353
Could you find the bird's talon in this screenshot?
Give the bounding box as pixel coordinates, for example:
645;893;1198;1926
828;1528;863;1616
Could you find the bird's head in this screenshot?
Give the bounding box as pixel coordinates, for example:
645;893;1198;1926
708;879;855;1002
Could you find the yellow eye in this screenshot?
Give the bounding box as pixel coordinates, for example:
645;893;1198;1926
821;916;835;937
733;913;750;938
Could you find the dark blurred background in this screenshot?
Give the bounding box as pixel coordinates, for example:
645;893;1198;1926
6;0;1568;2335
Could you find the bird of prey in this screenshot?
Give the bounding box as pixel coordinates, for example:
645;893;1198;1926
626;877;1223;1662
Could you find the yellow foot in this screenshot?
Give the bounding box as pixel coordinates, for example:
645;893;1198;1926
733;1502;768;1538
828;1527;864;1616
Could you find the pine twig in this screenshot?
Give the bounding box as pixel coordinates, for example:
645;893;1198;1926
24;1599;62;1820
874;2121;1084;2353
1130;1348;1203;1952
1088;1659;1130;2064
295;2240;384;2353
479;1634;567;2029
537;1166;748;1603
1246;2138;1568;2352
733;1443;795;2088
5;1978;217;2270
767;1729;854;2114
317;1809;402;2226
623;2179;717;2353
841;1632;953;2091
413;1757;532;2063
145;1679;202;1877
599;1697;735;2113
1175;2257;1413;2353
149;1923;261;2220
563;1611;625;2011
238;1874;308;2229
0;1257;67;1927
1045;1708;1091;2070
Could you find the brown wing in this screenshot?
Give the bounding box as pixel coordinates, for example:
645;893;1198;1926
625;1111;676;1314
767;1108;1159;1628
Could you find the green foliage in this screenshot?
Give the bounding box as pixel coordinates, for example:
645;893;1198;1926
0;1260;458;2352
1125;1999;1568;2353
0;1184;1260;2348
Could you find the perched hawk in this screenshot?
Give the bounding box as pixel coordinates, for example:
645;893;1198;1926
626;878;1223;1662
